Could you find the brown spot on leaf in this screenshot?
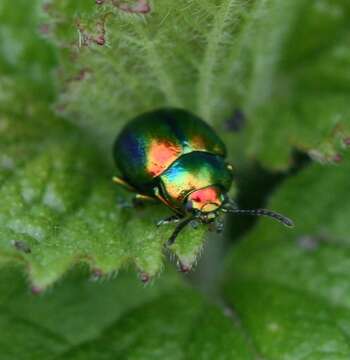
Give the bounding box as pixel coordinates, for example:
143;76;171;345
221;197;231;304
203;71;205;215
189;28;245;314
55;104;67;114
139;272;150;283
114;0;151;14
333;154;342;163
95;35;106;45
42;2;52;13
76;17;108;47
31;286;44;295
12;240;31;254
39;24;50;35
344;138;350;147
73;68;91;81
178;261;191;273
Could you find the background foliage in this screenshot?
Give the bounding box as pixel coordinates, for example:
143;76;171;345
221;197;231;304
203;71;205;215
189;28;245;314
0;0;349;358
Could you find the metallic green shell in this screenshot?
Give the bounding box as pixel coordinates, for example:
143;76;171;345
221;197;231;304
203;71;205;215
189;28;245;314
159;152;233;207
113;108;226;191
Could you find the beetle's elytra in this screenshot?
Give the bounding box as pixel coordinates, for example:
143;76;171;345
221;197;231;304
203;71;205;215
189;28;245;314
113;108;293;244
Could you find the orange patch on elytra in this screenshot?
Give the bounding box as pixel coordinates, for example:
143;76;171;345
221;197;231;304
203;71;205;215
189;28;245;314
147;140;181;177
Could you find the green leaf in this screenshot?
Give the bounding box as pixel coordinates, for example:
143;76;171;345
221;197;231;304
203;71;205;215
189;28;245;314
47;0;252;150
0;1;208;287
0;113;207;288
2;1;350;357
0;0;56;109
0;267;255;359
223;153;350;358
2;0;349;289
46;0;350;168
241;0;350;169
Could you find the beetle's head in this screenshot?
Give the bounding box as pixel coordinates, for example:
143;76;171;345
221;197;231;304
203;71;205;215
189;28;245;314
167;185;294;246
185;186;225;216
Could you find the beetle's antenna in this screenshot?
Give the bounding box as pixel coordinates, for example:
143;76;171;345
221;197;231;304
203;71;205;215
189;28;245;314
222;207;294;228
167;217;195;246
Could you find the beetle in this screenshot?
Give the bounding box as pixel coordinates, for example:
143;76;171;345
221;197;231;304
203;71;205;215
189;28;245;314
113;108;293;245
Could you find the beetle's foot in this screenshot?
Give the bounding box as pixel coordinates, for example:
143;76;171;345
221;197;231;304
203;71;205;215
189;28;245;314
156;215;182;227
215;217;224;234
190;219;200;229
216;225;224;234
139;272;151;284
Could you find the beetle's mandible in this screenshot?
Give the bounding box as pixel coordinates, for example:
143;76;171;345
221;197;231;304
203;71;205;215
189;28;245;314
113;108;293;245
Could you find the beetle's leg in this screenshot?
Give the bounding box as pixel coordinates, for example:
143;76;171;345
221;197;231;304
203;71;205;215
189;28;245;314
167;217;195;246
113;177;156;208
117;193;157;209
135;194;156;201
133;194;158;207
153;187;173;208
113;176;137;208
156;215;183;227
215;216;224;234
190;219;200;229
113;176;137;193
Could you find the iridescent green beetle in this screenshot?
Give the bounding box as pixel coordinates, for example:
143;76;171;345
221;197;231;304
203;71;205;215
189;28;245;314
113;108;293;244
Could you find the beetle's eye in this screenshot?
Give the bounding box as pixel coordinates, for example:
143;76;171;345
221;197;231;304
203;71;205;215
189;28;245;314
221;193;229;204
185;200;193;212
